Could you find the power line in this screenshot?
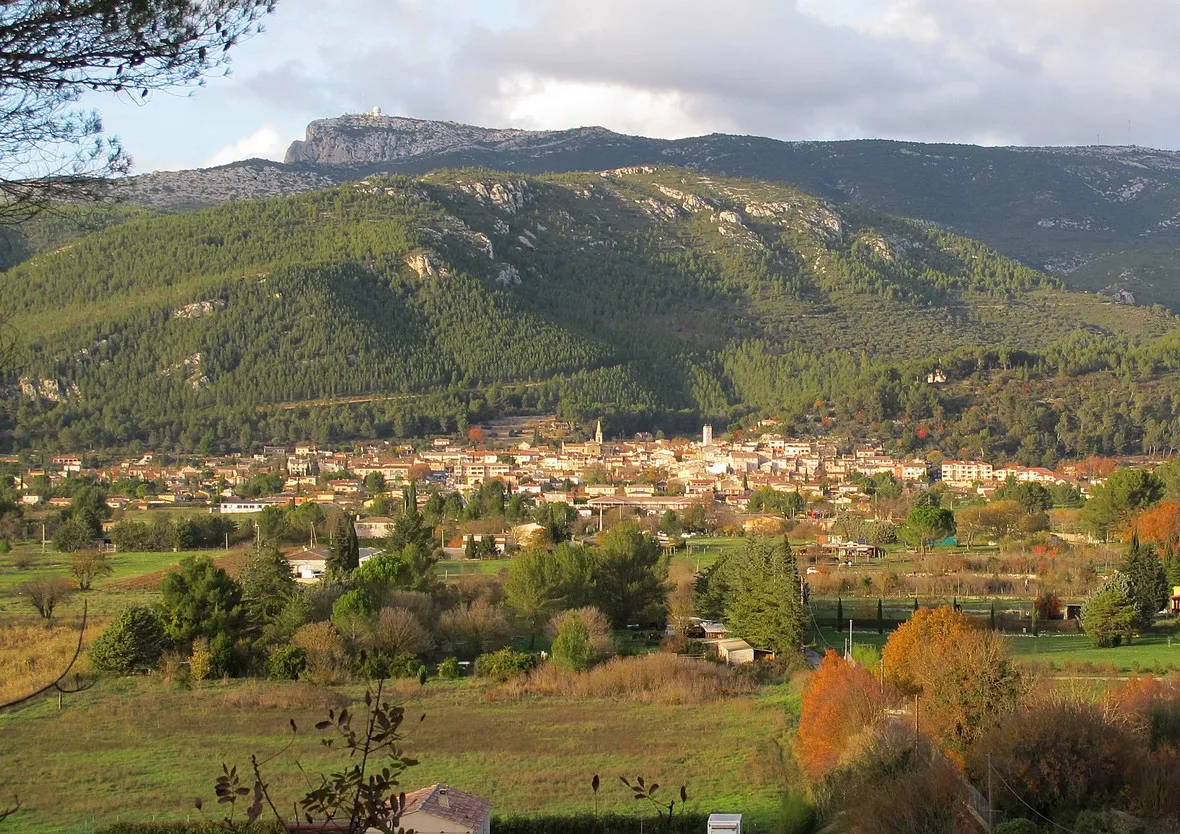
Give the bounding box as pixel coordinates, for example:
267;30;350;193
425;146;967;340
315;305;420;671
989;765;1082;834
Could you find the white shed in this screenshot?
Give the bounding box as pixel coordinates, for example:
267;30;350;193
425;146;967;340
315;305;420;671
708;813;742;834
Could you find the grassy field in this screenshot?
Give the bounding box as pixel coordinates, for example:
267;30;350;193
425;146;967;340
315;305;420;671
0;676;797;834
0;548;233;616
1006;631;1180;672
811;626;1180;673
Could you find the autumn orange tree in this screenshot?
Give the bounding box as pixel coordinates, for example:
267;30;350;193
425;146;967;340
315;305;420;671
795;650;894;781
883;606;1025;758
882;606;971;694
1131;501;1180;550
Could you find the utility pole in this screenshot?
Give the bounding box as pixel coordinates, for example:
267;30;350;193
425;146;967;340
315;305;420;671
914;695;920;752
987;754;994;832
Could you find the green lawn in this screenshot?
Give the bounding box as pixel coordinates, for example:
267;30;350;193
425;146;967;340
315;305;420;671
0;676;797;834
436;558;511;578
0;549;225;616
1006;631;1180;672
812;625;1180;673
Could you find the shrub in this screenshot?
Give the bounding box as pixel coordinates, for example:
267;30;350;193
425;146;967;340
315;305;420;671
547;606;616;660
551;613;592;672
1073;811;1145;834
1104;675;1180;749
437;656;461;679
818;722;962;834
266;645;307;681
189;638;213;682
440;600;512;658
497;653;755;704
352;650;423;681
993;820;1038;834
366;607;433;658
968;700;1134;819
158;651;189;686
89;605;168;674
1034;591;1061;621
208;631;235;678
474;648;537;682
292;621;347;684
382;590;436;627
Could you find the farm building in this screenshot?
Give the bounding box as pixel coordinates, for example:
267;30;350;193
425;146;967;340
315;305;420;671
709;637;774;665
399;784;492;834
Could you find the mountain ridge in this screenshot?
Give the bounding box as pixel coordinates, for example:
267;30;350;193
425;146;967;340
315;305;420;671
102;114;1180;308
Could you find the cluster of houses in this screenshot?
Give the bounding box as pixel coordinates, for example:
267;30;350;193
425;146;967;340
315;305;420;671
1;426;1105;525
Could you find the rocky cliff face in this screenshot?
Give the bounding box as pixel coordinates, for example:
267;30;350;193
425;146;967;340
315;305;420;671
284;114;617;165
122;160;338;209
99;114;1180;308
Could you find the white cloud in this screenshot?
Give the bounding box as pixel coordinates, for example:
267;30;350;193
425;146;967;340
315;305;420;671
203;124;293;167
87;0;1180;168
495;74;731;138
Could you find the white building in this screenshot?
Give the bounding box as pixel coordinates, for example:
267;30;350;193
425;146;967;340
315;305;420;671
213;497;290;514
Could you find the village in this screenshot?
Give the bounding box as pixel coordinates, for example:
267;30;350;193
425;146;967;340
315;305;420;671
2;420;1101;551
2;417;1113;542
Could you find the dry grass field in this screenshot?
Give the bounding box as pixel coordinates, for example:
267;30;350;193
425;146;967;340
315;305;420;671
0;676;796;834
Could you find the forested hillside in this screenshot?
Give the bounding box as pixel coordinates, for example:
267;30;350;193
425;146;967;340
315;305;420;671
67;116;1180;311
2;165;1180;461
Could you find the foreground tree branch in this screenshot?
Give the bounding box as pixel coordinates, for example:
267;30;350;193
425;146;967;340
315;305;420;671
0;0;276;224
0;599;91;711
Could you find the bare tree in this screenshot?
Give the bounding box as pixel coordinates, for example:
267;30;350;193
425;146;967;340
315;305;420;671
21;576;74;620
0;0;276;224
665;582;697;638
69;549;113;590
367;607;434;658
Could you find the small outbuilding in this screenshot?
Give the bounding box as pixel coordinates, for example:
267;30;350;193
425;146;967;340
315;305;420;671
709;638;774;665
708;813;743;834
399;783;492;834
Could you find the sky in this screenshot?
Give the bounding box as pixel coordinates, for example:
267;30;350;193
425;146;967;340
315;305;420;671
94;0;1180;173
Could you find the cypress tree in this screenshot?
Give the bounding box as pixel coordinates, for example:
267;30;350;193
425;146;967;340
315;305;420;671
327;513;360;575
913;597;919;613
1122;535;1169;630
836;597;844;630
990;602;996;631
877;598;884;634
